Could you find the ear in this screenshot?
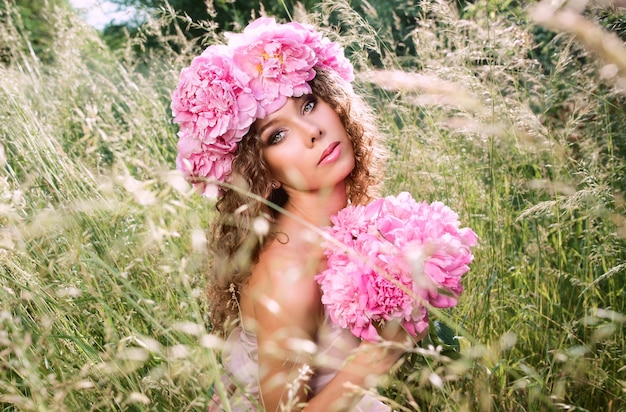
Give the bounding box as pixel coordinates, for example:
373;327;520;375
271;181;281;190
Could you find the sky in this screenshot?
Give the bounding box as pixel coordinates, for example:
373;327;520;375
69;0;140;29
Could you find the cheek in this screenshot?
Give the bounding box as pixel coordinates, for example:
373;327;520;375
346;138;356;161
345;143;356;175
347;150;356;175
262;149;295;180
262;155;281;178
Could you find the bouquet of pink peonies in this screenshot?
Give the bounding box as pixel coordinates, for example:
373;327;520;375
315;192;478;341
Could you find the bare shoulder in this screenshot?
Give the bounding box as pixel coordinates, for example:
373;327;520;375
245;241;323;334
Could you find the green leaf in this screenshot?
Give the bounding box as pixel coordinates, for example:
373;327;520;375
432;320;460;352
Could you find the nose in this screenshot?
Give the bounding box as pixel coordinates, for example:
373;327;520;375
310;130;322;145
298;119;322;147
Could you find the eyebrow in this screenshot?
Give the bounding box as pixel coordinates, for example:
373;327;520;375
256;119;277;141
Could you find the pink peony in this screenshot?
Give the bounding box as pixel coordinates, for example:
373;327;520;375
316;192;478;341
171;45;258;187
314;37;355;83
229;17;320;114
325;198;383;248
175;134;235;197
171;45;258;144
318;260;380;341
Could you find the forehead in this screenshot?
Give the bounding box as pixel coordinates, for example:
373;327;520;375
254;95;309;129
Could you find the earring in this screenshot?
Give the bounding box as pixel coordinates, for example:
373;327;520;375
271;181;278;189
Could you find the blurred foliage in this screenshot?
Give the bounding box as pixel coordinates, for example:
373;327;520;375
100;0;427;68
0;0;71;64
102;0;321;51
111;0;316;31
3;0;626;410
595;4;626;41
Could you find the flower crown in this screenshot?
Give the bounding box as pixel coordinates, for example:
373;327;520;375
171;17;354;197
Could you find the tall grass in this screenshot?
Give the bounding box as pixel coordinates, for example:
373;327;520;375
0;0;624;410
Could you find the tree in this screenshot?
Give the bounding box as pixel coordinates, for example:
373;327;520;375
108;0;319;41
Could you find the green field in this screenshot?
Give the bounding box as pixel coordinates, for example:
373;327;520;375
1;0;624;410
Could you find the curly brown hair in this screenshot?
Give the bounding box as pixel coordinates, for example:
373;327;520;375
206;69;388;334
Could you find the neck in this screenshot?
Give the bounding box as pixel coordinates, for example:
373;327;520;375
279;182;348;230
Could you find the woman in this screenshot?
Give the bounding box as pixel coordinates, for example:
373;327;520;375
171;17;427;411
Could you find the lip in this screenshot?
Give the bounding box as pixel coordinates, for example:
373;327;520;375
318;142;341;165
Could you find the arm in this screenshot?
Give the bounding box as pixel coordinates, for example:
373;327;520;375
251;259;322;411
302;321;426;411
249;257;427;412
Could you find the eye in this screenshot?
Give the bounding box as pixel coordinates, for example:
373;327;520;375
267;129;286;145
303;96;317;114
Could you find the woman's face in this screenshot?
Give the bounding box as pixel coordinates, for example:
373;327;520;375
256;94;355;193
